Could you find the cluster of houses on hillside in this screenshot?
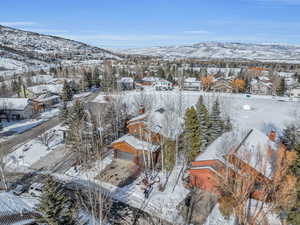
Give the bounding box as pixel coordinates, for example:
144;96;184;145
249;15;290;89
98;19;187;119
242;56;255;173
117;74;300;97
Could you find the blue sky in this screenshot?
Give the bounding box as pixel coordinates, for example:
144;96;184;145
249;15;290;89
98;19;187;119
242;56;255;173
1;0;300;48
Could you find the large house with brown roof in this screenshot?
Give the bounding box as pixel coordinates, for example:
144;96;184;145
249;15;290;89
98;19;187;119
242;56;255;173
188;129;284;200
211;78;233;93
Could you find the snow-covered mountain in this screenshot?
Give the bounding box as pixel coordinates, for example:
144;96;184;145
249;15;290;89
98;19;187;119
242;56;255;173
0;25;120;75
118;42;300;62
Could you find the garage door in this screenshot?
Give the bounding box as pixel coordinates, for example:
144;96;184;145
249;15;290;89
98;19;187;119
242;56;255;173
116;151;134;161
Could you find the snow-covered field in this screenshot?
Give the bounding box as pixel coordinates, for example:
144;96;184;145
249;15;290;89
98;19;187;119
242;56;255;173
66;152;113;178
6;124;64;171
94;88;299;132
117;42;300;63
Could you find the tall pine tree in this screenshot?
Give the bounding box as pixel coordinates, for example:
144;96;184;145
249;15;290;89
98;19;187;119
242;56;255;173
35;177;77;225
208;99;224;143
62;80;73;102
195;96;210;148
277;78;286;96
59;101;69;124
184;106;202;162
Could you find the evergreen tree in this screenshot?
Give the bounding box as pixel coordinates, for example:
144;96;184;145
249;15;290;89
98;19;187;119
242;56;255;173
224;116;233;132
162;138;176;171
277;78;286;96
26;76;33;87
35;177;77;225
167;73;174;84
61;80;73;102
184;107;202;162
11;79;18;93
59;101;69;124
199;68;208;77
208;99;224;143
0;82;8;97
195;96;210;148
16;76;23;97
68;100;86;124
157;67;166;79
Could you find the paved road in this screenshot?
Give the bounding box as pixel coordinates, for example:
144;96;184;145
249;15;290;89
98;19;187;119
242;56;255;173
0;117;60;154
0;90;101;154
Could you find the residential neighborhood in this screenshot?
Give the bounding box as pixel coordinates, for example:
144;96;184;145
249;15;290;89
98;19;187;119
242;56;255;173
1;1;300;225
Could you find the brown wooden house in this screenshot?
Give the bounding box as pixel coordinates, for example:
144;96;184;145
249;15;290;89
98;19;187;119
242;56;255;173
211;78;233;93
188;129;284;201
111;107;178;167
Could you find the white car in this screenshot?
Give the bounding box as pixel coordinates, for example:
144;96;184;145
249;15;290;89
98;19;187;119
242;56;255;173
29;183;44;197
12;184;26;196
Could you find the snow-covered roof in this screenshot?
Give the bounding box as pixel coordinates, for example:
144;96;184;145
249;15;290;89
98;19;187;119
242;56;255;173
128;108;183;139
118;77;134;83
154;79;172;84
260;76;270;81
0;192;33;217
195;129;278;178
128;113;148;123
277;72;295;78
142;76;161;82
37;94;60;102
0;98;30;110
27;84;63;95
112;134;159;152
184;77;200;83
31;74;53;84
251;78;272;88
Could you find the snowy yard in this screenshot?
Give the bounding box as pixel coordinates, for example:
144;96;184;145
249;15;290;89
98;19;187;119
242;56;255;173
64;154;189;224
94;88;299;132
203;202;281;225
66;152;113;178
6;124;65;171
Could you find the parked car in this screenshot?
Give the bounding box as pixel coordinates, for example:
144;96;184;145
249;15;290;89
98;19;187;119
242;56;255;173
29;183;44;197
12;184;27;196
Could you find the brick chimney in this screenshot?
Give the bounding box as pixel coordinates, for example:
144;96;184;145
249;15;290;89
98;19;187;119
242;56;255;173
268;130;276;142
139;105;145;114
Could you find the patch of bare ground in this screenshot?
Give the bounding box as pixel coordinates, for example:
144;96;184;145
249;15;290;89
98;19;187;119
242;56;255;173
178;189;217;225
95;159;140;187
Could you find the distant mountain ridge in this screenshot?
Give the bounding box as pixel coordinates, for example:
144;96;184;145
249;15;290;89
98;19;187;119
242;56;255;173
117;42;300;62
0;25;120;74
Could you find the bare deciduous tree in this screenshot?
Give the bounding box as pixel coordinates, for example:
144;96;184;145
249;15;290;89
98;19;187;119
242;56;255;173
217;132;297;225
37;129;57;150
0;145;8;190
132;92;154;114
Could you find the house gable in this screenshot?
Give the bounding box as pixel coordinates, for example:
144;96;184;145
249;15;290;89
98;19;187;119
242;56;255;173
112;141;139;155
